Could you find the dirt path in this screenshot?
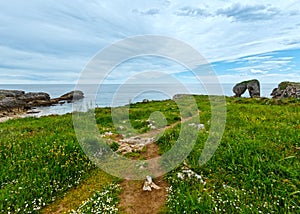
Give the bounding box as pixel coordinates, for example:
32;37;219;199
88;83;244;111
118;143;168;214
117;113;198;213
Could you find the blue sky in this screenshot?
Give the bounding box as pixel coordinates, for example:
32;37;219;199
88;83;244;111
0;0;300;84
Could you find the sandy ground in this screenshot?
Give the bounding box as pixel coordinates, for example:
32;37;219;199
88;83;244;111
0;112;28;123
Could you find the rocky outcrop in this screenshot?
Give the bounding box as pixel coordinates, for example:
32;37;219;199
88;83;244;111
0;89;84;117
0;90;25;98
233;79;260;98
271;81;300;99
51;90;85;103
18;92;51;107
0;97;28;114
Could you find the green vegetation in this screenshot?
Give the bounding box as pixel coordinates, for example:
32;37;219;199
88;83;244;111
0;96;299;213
69;182;120;214
160;97;299;213
278;81;300;90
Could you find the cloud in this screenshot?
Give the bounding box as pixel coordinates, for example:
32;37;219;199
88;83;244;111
132;8;160;16
250;69;268;74
0;0;299;84
175;7;210;17
216;3;280;22
212;48;300;85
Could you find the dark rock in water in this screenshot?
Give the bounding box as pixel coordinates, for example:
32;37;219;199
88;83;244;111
0;89;84;118
61;90;84;101
0;97;28;113
19;92;52;107
19;92;50;102
233;79;260;98
52;90;84;103
59;101;66;105
0;90;25;98
27;110;41;114
271;81;300;99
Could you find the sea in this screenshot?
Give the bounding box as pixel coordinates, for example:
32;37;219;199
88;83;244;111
0;83;278;117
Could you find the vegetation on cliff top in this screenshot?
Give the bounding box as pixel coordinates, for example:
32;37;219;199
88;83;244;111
0;96;299;213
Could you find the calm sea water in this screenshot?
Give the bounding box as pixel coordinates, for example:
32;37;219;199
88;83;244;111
0;83;277;116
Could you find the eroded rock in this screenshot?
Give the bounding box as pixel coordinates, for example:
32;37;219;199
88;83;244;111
271;81;300;99
143;176;161;191
233;79;260;98
0;89;85;118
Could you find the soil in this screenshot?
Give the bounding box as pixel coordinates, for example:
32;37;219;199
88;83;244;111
118;143;168;214
117;113;198;213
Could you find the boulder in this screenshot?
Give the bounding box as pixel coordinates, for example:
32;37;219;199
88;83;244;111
0;90;25;98
271;81;300;99
18;92;52;107
0;97;27;112
142;176;161;191
52;90;84;103
19;92;50;102
233;79;260;98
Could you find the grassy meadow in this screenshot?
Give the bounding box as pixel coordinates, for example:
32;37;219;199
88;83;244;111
0;96;299;213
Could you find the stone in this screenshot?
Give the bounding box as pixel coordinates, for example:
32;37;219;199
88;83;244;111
19;92;50;102
0;89;84;118
142;176;161;191
271;81;300;99
0;97;27;112
233;83;247;97
57;90;84;101
233;79;260;98
0;90;25;98
188;123;205;130
117;137;155;154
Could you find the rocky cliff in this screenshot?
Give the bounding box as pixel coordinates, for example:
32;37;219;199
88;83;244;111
0;90;84;117
271;82;300;99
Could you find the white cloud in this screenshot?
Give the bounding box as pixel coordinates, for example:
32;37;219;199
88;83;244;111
0;0;299;84
132;8;160;16
174;7;211;17
216;3;280;22
250;69;268;74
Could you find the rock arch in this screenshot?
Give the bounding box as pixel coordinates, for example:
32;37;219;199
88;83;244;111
233;79;260;98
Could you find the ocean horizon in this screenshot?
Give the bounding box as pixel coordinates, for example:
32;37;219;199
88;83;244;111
0;83;278;117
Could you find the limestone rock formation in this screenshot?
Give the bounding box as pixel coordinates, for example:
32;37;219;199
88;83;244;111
0;89;84;117
0;90;25;98
142;176;161;191
58;90;84;101
271;81;300;99
233;79;260;98
19;92;51;106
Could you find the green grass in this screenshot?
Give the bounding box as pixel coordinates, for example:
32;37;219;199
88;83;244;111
0;114;96;213
0;99;180;213
0;96;299;213
159;97;299;213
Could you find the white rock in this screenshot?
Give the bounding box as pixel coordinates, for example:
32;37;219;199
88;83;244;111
143;176;161;191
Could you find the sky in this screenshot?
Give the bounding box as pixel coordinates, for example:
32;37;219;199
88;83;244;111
0;0;300;85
